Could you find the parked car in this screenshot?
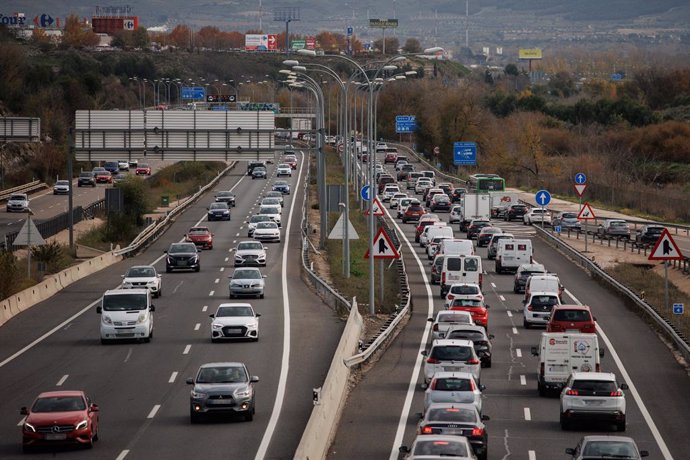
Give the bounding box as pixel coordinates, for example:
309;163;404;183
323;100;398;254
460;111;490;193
187;362;258;422
422;371;485;414
523;208;551;225
165;242;200;272
209;303;260;342
229;267;266;299
185;226;214;250
635;225;665;245
6;193;29;212
552;211;581;230
417;403;489;460
547;304;596;333
214;191;236;207
78;171;96;187
565;436;648;459
234;241;267;267
597;219;631;239
422;339;482;385
399;434;477;460
503;204;528;221
20;390;99;452
560;372;628;431
121;265;162;297
52;179;70;194
207;202;231;221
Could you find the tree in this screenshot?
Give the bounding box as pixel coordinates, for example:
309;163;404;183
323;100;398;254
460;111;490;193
372;37;400;55
504;63;519;76
402;38;422;53
168;25;192;49
62;15;99;48
132;27;149;49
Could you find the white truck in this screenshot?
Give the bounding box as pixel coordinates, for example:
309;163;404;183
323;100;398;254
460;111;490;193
459;193;491;231
489;191;519;218
531;332;604;396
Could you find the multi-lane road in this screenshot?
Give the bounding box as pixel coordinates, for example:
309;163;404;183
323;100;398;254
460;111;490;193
329;155;690;459
0;153;345;459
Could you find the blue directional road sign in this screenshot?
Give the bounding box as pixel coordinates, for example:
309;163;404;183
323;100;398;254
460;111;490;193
673;303;684;315
453;142;477;166
347;26;353;36
181;86;206;100
575;172;587;184
554;225;562;234
395;115;417;133
535;190;551;207
360;185;371;201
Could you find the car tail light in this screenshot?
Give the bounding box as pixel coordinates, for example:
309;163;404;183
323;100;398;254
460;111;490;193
610;390;623;397
527;304;533;311
430;380;437;390
566;389;579;396
466;358;480;365
471;427;484;437
427;357;439;364
447;294;454;301
441;272;446;284
421;426;434;434
469;379;476;391
539;363;544;377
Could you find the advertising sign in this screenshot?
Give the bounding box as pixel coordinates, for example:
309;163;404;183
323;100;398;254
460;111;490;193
518;48;543;59
369;19;399;28
245;34;278;51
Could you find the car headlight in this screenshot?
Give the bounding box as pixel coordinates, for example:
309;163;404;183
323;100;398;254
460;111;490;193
166;257;174;264
234;386;252;398
23;422;36;432
137;313;147;323
190;390;207;399
122;281;132;288
235;255;243;260
212;323;223;329
102;315;113;324
223;210;230;215
251;282;262;288
190;255;198;262
75;419;88;430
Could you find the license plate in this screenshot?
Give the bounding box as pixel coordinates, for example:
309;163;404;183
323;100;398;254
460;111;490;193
443;366;462;372
116;333;135;338
177;261;187;266
227;328;242;334
566;329;580;332
45;433;67;440
584;399;603;406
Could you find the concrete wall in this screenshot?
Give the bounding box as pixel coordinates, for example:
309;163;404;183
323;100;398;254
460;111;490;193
0;251;122;327
294;301;363;460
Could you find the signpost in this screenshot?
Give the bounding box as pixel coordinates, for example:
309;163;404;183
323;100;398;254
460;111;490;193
360;185;371;201
181;86;206;100
577;202;596;253
453;142;477;166
369;19;399;54
673;303;684;315
649;229;685;316
395;115;417;133
364;226;400;305
535;189;551;229
574;171;588;239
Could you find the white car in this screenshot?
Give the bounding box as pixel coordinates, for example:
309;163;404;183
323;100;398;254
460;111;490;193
399;435;476;460
415;178;433;194
6;193;29;212
258;205;282;227
381;184;400;202
53;180;70;195
449;205;463;224
118;160;130;171
524;208;552;225
210;303;260;342
560;372;628;431
444;283;483;308
276;163;292;177
247;214;273;237
422;339;482;385
423;371;485;413
121;265;162;298
234;241;267;267
389;192;408;209
428;310;474;340
523;291;561;328
252;221;280;243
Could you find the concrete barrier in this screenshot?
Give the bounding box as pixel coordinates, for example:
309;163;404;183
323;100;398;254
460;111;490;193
294;299;363;460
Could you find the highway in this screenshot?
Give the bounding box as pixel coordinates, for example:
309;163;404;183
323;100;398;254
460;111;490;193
0;153;344;459
329;155;690;459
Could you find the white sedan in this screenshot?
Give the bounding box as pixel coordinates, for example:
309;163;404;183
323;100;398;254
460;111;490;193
276;163;292;177
253;221;281;243
210;303;260;342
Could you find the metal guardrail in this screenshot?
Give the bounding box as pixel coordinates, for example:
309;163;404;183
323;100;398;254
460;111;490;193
536;226;690;362
0;180;46;201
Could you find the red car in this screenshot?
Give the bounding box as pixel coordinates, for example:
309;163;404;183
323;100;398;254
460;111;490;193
384;152;398;164
21;390;99;452
402;204;426;224
447;297;490;329
136;163;152;175
94;170;112;183
546;304;596;333
415;217;441;242
185;226;214;250
284;155;297;169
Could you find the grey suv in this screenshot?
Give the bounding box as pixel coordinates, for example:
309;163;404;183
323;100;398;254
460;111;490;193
78;171;96;187
187;362;259;423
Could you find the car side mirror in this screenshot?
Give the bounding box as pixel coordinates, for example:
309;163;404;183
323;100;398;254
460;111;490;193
531;346;539;356
481;415;490;421
20;407;28;415
164;250;168;253
489;334;495;340
479;384;486;391
209;314;215;318
399;446;410;454
640;451;649;457
157;274;162;278
565;448;576;455
415;412;423;420
185;378;194;385
96;306;102;314
620;383;629;390
250;376;260;383
90;404;99;412
599;348;605;358
256;313;262;317
427;317;434;322
121;274;125;278
206;207;209;210
149;305;155;312
420;350;428;356
429;261;433;265
485;305;490;309
263;275;267;278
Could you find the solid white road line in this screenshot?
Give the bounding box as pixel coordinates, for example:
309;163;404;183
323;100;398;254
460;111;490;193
116;450;130;460
528;450;536;460
56;374;68;386
564;288;673;459
506;311;513;317
182;345;191;355
516;348;522;358
168;372;178;383
146;405;160;419
254;151;305;460
194;323;200;331
524;407;531;421
520;375;526;386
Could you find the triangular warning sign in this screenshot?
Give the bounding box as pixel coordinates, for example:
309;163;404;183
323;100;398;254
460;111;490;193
577;202;596;220
328;213;360;240
574;183;587;197
364;227;400;259
12;218;46;246
648;228;684;261
364;197;385;216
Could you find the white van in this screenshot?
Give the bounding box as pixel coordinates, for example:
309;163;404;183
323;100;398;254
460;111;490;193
427;235;453;260
437;239;474;257
97;289;155;344
420;224;452;248
495;239;533;274
531;332;604;396
524;274;564;302
440;255;483;296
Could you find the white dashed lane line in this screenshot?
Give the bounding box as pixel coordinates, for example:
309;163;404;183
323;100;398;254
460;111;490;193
116;450;130;460
209;290;215;296
183;345;191;355
528;450;536;460
168;372;178;383
506;311;513;317
214;278;220;284
524;407;531;421
147;405;161;419
56;374;68;386
512;327;518;334
520;375;527;386
202;305;208;312
516;348;522;358
194;323;200;331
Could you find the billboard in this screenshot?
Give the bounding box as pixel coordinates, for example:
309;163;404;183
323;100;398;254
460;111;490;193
369;19;398;28
245;34;278;51
518;48;543;60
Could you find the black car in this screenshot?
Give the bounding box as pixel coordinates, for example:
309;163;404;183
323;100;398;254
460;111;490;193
252;166;267;179
477;227;502;247
214;191;236;207
165;242;200;272
467;220;491;239
419;403;489;460
77;171;96;187
504;204;528;221
635;225;665;245
272;181;291;195
451;187;466;203
207;202;231;221
247;161;266;176
430;195;452;212
445;325;494;367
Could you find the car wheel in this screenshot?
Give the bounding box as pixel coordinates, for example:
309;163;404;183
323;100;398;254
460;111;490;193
260;294;264;299
485;359;492;368
478;450;487;460
244;409;254;422
195;266;200;272
190;411;202;424
523;319;530;329
229;294;235;299
617;418;626;432
100;338;110;345
538;381;546;397
166;267;172;273
93;428;99;442
560;412;570;430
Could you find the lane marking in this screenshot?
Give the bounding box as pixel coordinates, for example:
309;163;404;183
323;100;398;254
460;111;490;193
512;327;518;335
499;295;505;301
506;311;513;317
124;348;133;363
183;344;191;355
17;416;26;426
528;450;536;460
520;375;526;386
202;305;208;312
116;450;130;460
214;278;220;284
56;374;69;386
194;323;200;331
236;232;240;237
168;372;178;383
147;405;161;419
491;282;497;288
524;407;531;421
220;267;225;272
209;290;215;296
255;151;306;460
516;348;522;358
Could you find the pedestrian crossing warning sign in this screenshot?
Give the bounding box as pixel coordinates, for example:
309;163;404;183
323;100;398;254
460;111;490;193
648;228;684;261
364;227;400;259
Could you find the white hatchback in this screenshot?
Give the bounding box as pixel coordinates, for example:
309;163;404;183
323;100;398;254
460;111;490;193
276;164;292;176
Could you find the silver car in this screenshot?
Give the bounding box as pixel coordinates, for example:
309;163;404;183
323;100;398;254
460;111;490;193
423;371;485;413
428;310;474;340
399;434;477;460
552;211;581;230
565;436;648;459
209;303;260;342
229;268;266;299
422;339;482;385
234;241;267;267
247;214;273;237
187;362;259;423
6;193;29;212
53;180;70;195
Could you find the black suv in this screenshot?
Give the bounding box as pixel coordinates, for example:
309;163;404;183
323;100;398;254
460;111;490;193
165;242;200;272
504;204;527;221
247;161;266;176
214;191;236;207
77;171;96;187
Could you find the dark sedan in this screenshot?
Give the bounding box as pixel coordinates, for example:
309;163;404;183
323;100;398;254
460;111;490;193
207;202;231;221
418;403;489;460
272;181;291;195
467;220;492;239
215;191;236;207
635;225;665;245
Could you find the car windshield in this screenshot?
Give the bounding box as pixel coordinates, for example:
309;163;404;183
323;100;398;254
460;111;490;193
10;194;26;201
448;330;486;340
217;306;254;317
256;222;277;229
80;172;93;177
521;270;546;280
169;243;197;253
561;213;577;219
438;314;471;324
262;198;280;205
260;206;279;214
238;242;263;250
413;439;469;456
250;215;271;223
233;270;261;280
451;299;483;308
210;203;228;210
434;377;473;391
582;440;637;457
648;227;664;233
32;396;86;413
610;221;627;227
275;181;288;186
427;407;477;423
188;228;210;235
102;293;147;311
196;366;247;384
266;192;282;198
278;164;290;168
217;192;234;198
430;345;473;361
56;180;69;186
450;285;479;295
553;309;591;321
125;267;156;278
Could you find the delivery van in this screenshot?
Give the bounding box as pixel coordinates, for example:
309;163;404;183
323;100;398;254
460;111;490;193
495;239;533;274
97;288;155;344
531;332;604;396
441;254;483;296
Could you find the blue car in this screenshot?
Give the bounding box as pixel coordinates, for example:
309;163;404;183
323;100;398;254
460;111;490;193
104;161;119;173
272;181;290;195
207;202;231;221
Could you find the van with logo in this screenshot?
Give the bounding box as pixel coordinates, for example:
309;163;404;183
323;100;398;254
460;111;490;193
495;239;533;274
531;332;604;396
440;255;483;296
97;289;155;344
